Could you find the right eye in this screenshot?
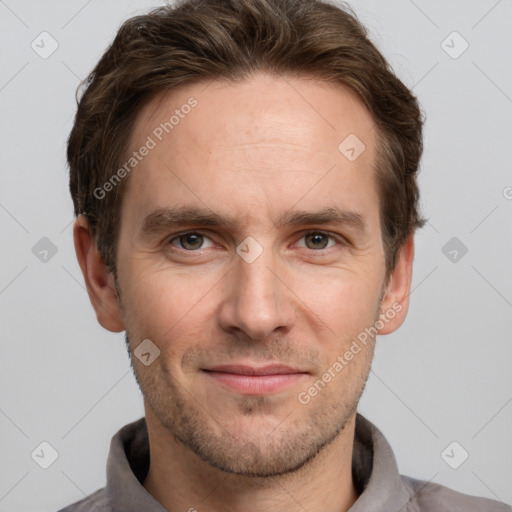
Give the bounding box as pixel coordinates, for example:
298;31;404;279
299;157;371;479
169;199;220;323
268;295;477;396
168;231;215;251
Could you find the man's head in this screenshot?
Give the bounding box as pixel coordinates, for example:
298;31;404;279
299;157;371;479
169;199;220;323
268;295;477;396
71;0;424;478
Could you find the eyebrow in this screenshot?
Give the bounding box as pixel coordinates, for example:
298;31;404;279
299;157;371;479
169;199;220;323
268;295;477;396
139;205;367;237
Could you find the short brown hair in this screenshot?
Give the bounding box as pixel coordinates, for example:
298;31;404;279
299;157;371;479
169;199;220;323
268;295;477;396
68;0;426;278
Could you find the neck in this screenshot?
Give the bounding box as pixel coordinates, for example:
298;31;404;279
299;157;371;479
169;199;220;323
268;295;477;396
143;406;359;512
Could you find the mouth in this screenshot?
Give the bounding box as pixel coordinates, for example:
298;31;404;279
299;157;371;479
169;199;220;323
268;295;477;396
201;364;309;395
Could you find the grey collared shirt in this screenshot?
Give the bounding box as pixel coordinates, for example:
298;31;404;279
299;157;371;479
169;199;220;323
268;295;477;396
57;413;511;511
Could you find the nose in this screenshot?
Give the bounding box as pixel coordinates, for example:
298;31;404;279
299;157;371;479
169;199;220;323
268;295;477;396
218;247;296;341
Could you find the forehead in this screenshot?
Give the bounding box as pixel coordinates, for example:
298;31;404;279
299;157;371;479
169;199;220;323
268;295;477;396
133;73;376;156
121;73;379;232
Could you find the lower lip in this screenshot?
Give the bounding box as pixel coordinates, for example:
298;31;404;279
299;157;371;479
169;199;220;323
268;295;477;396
204;371;307;395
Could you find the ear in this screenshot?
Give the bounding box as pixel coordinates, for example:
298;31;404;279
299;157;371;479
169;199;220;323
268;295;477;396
73;215;125;332
377;234;415;335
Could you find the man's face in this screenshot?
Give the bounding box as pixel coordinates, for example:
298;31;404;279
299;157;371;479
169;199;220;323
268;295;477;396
114;73;390;476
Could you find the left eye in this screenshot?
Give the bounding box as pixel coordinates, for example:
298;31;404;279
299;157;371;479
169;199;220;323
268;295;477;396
169;232;215;251
297;232;337;250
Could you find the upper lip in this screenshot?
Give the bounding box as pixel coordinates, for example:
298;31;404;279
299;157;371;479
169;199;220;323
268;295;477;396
203;364;307;376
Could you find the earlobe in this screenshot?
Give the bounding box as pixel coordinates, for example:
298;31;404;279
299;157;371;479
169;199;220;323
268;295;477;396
73;215;125;332
377;235;415;335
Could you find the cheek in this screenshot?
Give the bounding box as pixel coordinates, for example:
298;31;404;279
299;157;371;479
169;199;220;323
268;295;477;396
299;276;379;386
120;268;220;344
290;267;383;334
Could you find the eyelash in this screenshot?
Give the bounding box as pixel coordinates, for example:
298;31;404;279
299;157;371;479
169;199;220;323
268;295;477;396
166;230;346;253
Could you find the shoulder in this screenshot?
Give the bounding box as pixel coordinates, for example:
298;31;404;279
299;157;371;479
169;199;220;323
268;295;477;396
56;487;109;512
401;475;512;512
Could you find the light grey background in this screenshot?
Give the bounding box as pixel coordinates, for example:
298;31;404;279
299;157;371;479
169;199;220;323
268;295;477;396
1;0;511;510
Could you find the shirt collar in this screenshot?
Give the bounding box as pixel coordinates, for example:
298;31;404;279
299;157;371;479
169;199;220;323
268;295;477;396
350;413;412;510
105;412;411;510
